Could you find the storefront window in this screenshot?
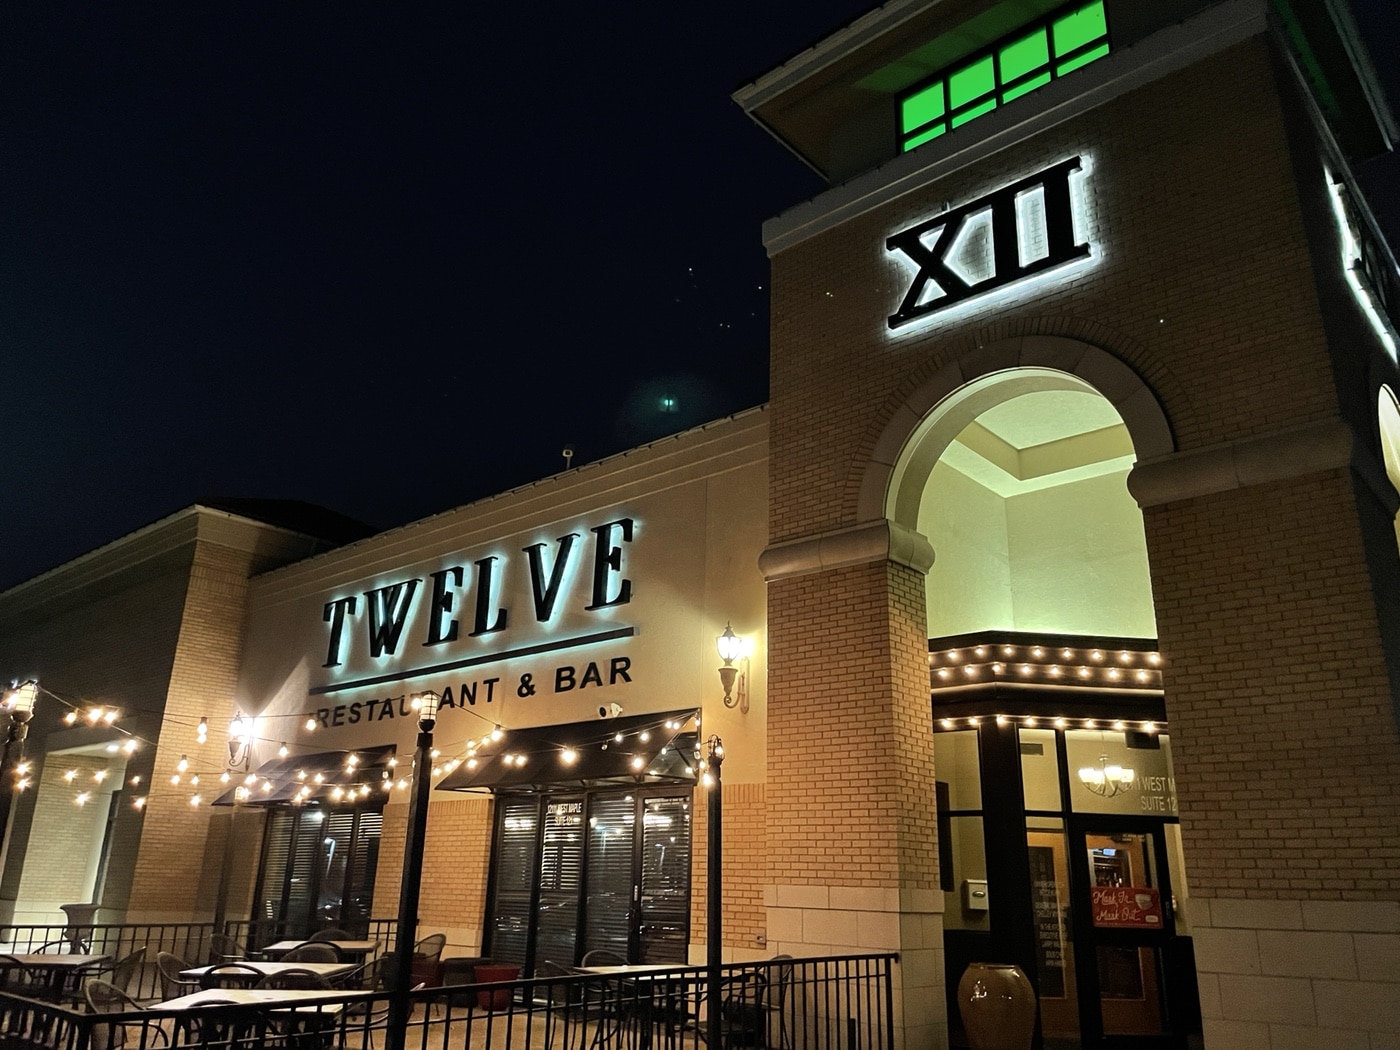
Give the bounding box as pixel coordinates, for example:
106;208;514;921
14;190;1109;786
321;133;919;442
254;806;381;940
1026;817;1079;1043
1066;730;1175;816
1019;727;1062;812
487;786;692;973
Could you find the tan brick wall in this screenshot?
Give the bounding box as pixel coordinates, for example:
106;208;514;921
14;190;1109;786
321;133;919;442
127;540;279;919
373;794;492;952
419;797;491;933
15;756;111;915
766;562;938;891
1148;470;1400;897
691;780;767;955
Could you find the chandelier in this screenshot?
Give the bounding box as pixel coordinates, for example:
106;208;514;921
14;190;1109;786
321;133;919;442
1078;753;1135;797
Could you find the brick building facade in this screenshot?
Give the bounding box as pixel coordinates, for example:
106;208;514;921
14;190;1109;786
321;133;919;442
1;2;1397;1048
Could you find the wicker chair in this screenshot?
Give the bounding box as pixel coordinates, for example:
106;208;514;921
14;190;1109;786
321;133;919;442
309;928;351;942
283;942;341;963
579;948;627;967
85;979;170;1049
154;952;199;1001
254;966;334;990
209;933;255;963
413;933;446;962
197;961;265;990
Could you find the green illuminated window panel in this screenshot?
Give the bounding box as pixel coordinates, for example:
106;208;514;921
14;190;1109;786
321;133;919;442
949;55;996;110
1000;30;1049;84
1052;3;1108;57
899;0;1109;153
1003;72;1052;103
902;82;948;143
1056;42;1110;76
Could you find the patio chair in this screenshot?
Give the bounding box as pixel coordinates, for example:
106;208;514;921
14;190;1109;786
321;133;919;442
198;961;265;989
341;969;424;1050
209;932;255;962
84;979;170;1050
179;998;261;1047
104;945;148;997
0;953;41;995
692;971;771;1049
579;948;627;967
413;933;446;962
536;960;589;1050
284;942;341;963
309;927;351;942
154;951;199;1001
255;966;334;990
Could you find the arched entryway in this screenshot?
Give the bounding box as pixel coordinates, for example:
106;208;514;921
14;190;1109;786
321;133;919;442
872;340;1200;1049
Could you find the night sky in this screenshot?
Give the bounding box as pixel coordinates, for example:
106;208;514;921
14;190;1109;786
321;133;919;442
3;2;1398;591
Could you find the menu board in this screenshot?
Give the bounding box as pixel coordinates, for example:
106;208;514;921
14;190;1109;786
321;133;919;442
1090;885;1163;929
1027;846;1065;996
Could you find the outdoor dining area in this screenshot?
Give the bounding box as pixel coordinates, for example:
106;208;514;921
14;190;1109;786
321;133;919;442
0;918;895;1050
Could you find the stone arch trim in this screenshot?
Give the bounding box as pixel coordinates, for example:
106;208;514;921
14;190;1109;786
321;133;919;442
853;332;1178;530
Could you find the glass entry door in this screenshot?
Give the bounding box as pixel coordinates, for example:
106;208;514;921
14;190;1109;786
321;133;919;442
486;787;692;974
1067;821;1178;1047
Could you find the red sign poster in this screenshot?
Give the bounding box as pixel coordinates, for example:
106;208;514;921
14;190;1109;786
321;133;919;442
1090;885;1163;929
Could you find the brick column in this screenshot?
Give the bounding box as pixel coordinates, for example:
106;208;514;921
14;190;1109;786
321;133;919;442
763;526;943;1050
1134;450;1400;1046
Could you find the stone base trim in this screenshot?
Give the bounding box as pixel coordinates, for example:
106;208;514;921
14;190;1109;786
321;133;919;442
760;520;935;582
1192;895;1400;1047
765;884;947;1050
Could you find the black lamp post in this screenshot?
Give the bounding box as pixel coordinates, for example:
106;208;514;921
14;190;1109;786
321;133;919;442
386;689;439;1050
0;681;38;875
704;732;725;1050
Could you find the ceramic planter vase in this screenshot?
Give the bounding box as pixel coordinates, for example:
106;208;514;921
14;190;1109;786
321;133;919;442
957;962;1036;1050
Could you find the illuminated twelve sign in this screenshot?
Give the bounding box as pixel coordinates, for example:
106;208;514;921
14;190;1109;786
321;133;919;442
319;517;634;670
887;155;1092;331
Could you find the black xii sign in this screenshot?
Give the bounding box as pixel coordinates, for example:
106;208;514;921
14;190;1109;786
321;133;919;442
887;156;1091;330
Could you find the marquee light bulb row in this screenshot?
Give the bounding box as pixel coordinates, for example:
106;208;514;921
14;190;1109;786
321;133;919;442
929;644;1163;690
936;714;1164;734
448;717;696;779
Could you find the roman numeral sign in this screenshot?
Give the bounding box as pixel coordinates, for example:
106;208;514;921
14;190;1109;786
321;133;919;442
887;156;1091;330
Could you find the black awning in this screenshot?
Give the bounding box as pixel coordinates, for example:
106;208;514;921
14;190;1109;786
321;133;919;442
212;744;397;806
436;709;701;793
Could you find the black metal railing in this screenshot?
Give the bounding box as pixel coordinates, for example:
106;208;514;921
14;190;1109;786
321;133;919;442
0;922;213;1003
0;952;896;1050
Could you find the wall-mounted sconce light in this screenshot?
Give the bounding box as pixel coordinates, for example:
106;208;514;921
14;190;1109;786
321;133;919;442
716;623;749;714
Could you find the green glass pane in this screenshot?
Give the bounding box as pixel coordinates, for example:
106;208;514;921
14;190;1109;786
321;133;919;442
903;124;947;151
1053;1;1107;57
1002;71;1052;103
1000;29;1049;83
1056;42;1110;76
951;98;997;129
901;82;946;134
949;55;996;110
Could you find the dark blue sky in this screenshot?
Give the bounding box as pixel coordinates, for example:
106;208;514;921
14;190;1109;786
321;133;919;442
3;2;1398;591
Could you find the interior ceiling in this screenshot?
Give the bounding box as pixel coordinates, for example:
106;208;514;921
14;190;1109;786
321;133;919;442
946;389;1134;495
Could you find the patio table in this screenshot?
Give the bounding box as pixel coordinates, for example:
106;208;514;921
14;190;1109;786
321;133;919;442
261;938;380;961
0;953;110;1000
155;986;352;1010
180;960;355;987
154;986;350;1048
